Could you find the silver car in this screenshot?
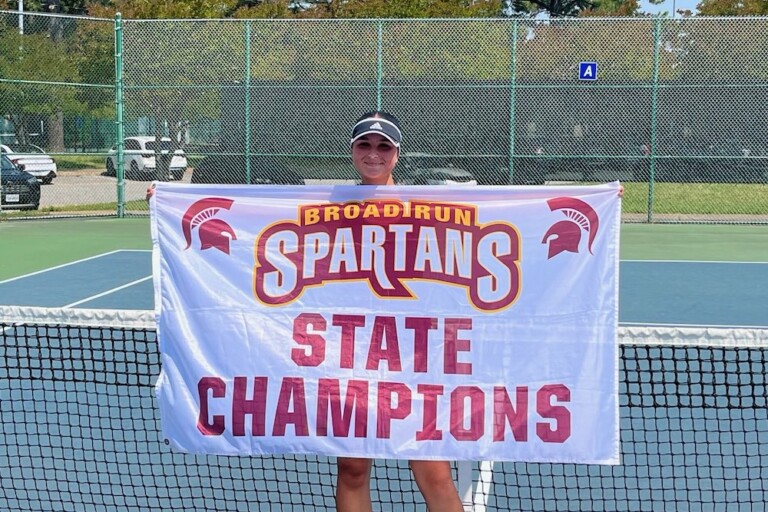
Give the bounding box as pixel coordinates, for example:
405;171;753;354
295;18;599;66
0;143;58;184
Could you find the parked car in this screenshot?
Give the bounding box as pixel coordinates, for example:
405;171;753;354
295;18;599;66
0;143;58;184
1;154;40;210
106;136;188;180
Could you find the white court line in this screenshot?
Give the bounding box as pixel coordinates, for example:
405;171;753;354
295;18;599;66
1;255;758;287
63;276;153;309
0;249;151;285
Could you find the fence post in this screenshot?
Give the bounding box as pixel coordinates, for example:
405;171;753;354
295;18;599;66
376;20;383;110
245;21;252;184
648;17;662;223
114;12;125;217
507;20;519;185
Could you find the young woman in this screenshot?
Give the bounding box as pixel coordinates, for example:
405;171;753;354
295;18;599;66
334;111;464;512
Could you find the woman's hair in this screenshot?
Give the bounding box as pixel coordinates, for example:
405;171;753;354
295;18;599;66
354;110;402;130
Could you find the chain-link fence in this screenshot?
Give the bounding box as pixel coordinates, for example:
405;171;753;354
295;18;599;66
1;13;766;222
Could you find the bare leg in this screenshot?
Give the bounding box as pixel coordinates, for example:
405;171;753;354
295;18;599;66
336;457;373;512
410;460;464;512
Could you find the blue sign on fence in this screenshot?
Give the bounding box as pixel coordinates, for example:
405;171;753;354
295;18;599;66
579;62;598;81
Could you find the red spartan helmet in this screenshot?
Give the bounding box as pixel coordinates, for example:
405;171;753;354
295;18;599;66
181;197;236;253
198;219;237;254
541;197;600;259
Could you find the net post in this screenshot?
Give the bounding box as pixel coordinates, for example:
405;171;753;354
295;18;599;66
475;460;495;512
458;460;494;511
457;460;474;511
114;12;125;218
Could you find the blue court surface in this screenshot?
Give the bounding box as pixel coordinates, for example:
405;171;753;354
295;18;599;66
0;249;766;328
2;249;767;511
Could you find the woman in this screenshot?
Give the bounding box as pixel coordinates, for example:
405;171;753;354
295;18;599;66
335;111;464;512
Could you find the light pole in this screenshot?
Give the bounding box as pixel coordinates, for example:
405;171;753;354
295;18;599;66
18;0;24;35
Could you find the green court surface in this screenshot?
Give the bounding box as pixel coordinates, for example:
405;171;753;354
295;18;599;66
0;218;151;281
619;224;768;262
1;218;767;281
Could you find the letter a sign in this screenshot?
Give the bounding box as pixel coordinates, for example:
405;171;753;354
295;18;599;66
579;62;598;81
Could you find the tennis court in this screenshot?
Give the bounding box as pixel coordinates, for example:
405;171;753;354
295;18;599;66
2;249;768;328
1;219;767;510
1;220;766;328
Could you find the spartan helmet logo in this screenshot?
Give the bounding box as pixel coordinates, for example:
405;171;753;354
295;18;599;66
541;197;599;259
181;197;237;255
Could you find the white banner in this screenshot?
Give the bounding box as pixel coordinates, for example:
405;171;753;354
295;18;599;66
151;182;621;463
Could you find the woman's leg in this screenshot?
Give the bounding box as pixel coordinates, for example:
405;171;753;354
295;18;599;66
409;460;464;512
335;457;373;512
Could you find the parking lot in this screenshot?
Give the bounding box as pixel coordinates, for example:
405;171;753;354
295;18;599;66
38;168;191;209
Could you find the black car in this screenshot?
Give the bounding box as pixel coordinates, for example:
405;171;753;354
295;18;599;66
1;154;41;210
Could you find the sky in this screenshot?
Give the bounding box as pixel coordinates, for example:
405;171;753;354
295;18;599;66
639;0;701;16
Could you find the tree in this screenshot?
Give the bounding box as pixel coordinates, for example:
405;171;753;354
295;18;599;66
512;0;595;16
697;0;768;16
231;0;504;19
579;0;640;16
86;1;243;179
85;0;238;19
8;0;92;15
0;27;84;148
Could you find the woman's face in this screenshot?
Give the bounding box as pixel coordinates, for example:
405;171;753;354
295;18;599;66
351;133;399;185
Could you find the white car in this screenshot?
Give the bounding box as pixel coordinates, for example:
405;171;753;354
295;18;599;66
106;136;188;180
0;143;58;184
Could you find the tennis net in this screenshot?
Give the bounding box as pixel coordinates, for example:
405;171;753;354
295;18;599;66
1;306;767;511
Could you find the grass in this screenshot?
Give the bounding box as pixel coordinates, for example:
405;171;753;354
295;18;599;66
0;199;148;219
619;182;768;215
2;182;767;219
55;154;107;170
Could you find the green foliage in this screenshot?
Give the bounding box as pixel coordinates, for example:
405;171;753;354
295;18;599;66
0;27;86;141
232;0;295;19
698;0;768;16
0;0;89;14
384;20;512;80
515;19;684;82
55;153;106;169
580;0;640;16
231;0;505;19
665;18;768;82
328;0;503;18
514;0;603;16
86;0;239;19
122;20;242;121
246;20;379;80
